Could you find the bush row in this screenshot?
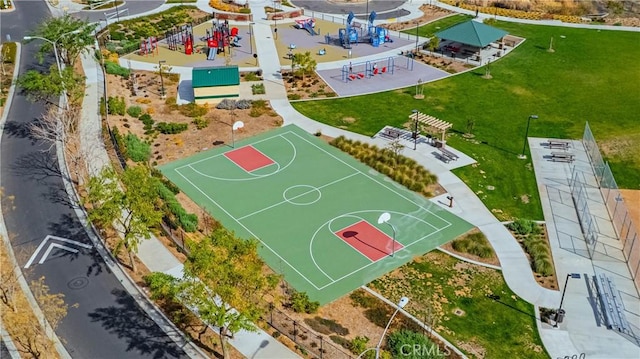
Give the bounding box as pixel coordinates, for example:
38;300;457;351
330;136;438;197
155;180;198;232
451;231;494;258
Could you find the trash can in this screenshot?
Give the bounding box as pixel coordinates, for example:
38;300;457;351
555;309;566;324
435;140;445;148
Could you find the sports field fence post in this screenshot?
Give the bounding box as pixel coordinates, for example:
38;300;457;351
319;335;323;358
293;321;298;343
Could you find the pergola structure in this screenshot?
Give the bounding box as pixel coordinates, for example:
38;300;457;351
409;111;452;142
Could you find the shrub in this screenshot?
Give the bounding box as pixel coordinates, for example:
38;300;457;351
1;42;17;63
387;330;437;359
124;133;150;162
127;105;143;118
156;181;198;232
330;335;350;350
138;113;155;132
178;102;208;117
244;72;260;81
451;231;494;258
350;289;377;308
349;336;369;356
107;96;126;115
507;218;534;235
156;122;188;134
192;117;209;130
251;83;265;95
104;61;130;78
303;317;349;336
239;7;251;13
289;290;319;314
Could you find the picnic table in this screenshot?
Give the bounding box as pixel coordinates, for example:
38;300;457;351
438;147;459;163
551;152;575;163
548;139;570;150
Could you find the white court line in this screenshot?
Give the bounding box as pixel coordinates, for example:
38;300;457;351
175;130;457;290
184;135;296;182
316;225;449;290
223;145;279;173
175;132;295;170
173;166;323;290
289;131;453;228
330;219;390;262
236;172;360;221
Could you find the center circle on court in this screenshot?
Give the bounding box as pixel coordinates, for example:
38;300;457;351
283;185;321;206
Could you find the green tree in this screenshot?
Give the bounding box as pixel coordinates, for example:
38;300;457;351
146;228;279;359
292;51;317;81
426;37;440;53
17;65;84;105
27;14;94;66
85;166;162;271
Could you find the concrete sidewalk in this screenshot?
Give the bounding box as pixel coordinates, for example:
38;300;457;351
80;0;640;358
80;51;300;359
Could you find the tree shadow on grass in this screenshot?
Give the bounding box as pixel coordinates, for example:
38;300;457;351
486;294;539;321
88;288;188;358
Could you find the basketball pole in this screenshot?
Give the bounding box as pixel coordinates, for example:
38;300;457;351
377;212;398;257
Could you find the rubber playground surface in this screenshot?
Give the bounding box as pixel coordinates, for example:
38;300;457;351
159;125;473;304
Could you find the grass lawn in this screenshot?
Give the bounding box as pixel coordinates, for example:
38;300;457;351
371;251;547;359
293;21;640;219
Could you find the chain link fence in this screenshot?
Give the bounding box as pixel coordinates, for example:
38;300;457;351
583;122;640;290
570;167;598;257
265;304;354;359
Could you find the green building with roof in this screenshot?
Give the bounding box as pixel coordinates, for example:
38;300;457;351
192;65;240;104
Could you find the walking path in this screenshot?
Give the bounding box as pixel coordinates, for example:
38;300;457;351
72;0;640;358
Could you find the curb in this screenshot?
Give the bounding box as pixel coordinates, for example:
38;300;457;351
0;42;73;359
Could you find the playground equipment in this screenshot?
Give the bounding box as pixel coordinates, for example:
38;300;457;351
336;11;391;49
294;18;318;36
165;23;194;55
341;57;396;82
203;20;241;60
139;36;158;56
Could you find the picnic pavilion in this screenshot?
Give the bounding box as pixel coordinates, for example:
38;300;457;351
434;20;510;64
410;111;452;145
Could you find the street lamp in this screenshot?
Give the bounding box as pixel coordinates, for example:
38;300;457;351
365;0;369;17
158;60;166;98
555;273;580;327
249;22;255;54
377;212;397;257
232;120;244;148
518;115;538;159
357;297;410;359
23;29;82;109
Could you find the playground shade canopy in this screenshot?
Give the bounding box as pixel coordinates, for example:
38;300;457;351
192;65;240;104
434;20;508;48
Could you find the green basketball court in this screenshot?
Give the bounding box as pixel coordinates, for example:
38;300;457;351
159;125;473;304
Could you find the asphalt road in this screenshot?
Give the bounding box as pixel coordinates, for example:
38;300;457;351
291;0;410;20
73;0;166;23
0;2;187;358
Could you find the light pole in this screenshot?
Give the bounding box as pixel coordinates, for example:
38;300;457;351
377;212;397;257
232;120;244;148
365;0;369;17
555;273;580;327
23;29;82;109
158;60;166;98
249;22;255;54
518;115;538;159
357;297;410;358
113;0;120;23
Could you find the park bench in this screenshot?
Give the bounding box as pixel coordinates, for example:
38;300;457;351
551;152;575;163
548;139;570;150
595;274;632;333
379;128;403;140
438;147;459;163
